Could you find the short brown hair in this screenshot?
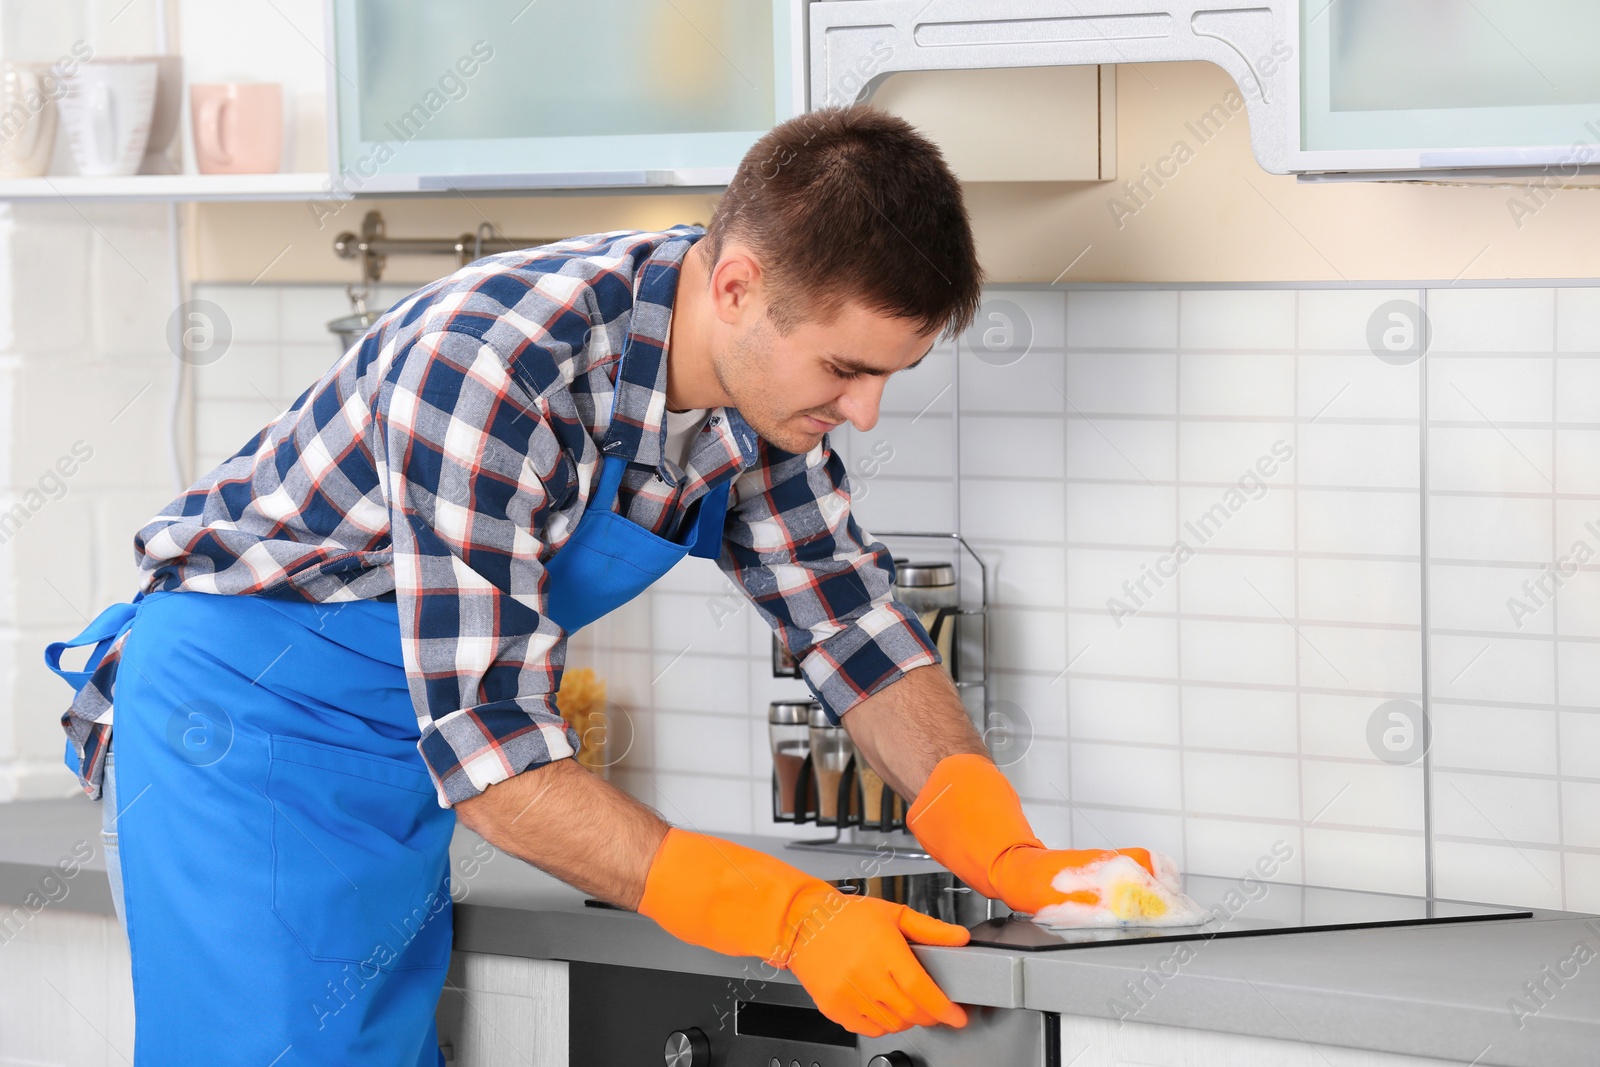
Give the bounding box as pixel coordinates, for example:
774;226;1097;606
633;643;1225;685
702;104;983;339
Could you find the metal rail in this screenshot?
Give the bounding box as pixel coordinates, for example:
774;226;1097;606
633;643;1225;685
332;209;554;285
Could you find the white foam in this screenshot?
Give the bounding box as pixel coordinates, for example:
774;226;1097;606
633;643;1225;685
1029;852;1210;929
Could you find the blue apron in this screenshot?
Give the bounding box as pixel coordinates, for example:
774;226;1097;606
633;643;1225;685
46;447;733;1065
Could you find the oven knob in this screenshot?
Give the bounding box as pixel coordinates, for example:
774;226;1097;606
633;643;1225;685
868;1054;913;1067
663;1028;709;1066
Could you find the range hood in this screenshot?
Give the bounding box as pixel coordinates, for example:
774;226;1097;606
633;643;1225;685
809;0;1600;182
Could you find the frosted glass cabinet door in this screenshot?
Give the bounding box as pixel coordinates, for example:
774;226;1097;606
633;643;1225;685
1296;0;1600;170
330;0;801;189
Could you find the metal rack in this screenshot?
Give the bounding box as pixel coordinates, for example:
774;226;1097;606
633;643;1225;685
332;209;553;287
781;533;990;858
326;209;556;352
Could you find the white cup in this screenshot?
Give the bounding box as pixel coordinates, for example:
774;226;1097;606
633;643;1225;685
0;62;62;178
59;60;158;177
93;56;184;174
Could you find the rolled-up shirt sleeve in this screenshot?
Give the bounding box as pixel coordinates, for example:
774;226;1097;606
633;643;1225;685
719;436;941;723
381;325;582;806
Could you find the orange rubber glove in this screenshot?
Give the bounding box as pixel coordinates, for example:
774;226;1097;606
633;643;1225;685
637;827;970;1037
905;753;1158;916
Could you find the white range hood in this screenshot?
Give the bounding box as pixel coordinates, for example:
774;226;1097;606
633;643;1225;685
809;0;1600;181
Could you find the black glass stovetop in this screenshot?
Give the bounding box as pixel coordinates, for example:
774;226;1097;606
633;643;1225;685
584;868;1532;950
821;869;1534;951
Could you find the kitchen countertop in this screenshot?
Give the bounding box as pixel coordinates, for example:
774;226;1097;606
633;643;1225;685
3;797;1596;1066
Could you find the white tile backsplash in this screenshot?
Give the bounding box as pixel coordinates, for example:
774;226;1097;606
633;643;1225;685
1178;290;1297;351
1066;546;1181;614
1433;710;1555;777
1427;427;1554;495
1429;563;1553;636
1556;358;1600;424
976;289;1067;350
1066;610;1179;679
962;477;1063;543
1296;289;1422;351
1178;551;1297;621
1422;285;1586;911
1556;287;1600;352
1433;772;1562;846
1065;482;1173;546
1068;677;1182;746
1297;422;1421;490
1179;619;1298;688
1070;741;1184;811
1428;355;1554;424
159;280;1600;912
1429;494;1553;563
1429;288;1557;353
1067;290;1178;349
1064;416;1178;483
1297;558;1421;627
1433;840;1564;910
1065;352;1176;415
1176;421;1297;483
973;540;1067;611
1556;640;1600;708
1297;488;1420;557
1301;760;1425;833
1180;685;1297;754
1184;751;1300;819
1559;710;1600;778
1304;828;1427;896
1297;352;1421;421
958;349;1064;414
1184;818;1306;883
958;415;1064;480
1178;354;1295;418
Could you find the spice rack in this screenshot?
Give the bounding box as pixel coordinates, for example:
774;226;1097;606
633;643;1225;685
772;748;910;831
778;533;989;857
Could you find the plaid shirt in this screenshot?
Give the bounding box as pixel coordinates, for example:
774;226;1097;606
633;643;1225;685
61;227;940;807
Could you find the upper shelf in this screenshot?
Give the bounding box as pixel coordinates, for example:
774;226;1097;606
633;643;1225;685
0;173;338;203
0;169;745;203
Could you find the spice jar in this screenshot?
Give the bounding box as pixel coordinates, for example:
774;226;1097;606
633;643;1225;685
857;761;892;828
769;700;814;819
808;703;856;824
895;561;959;679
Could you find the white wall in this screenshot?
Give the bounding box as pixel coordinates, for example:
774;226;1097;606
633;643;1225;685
0;200;179;801
182;276;1600;916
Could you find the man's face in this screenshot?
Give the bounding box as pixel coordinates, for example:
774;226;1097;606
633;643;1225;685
710;294;940;455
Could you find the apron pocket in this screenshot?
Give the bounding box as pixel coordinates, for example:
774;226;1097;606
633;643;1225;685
266;734;453;971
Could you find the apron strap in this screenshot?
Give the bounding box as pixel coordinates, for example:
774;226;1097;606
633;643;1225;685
46;591;146;694
687;479;732;560
591;454;627;511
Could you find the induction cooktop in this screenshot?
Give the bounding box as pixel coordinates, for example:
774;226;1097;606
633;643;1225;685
582;868;1533;949
821;869;1534;951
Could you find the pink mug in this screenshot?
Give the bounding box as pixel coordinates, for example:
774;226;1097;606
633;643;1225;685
191;82;282;174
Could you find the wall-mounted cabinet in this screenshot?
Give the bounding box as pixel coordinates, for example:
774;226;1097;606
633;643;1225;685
868;65;1115;182
327;0;805;191
1292;0;1600;174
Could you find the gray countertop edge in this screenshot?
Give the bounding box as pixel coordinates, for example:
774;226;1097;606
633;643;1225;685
451;901;1026;1009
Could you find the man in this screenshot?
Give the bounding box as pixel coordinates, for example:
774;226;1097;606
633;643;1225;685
47;104;1159;1065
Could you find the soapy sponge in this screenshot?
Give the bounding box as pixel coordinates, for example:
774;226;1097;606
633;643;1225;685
1031;850;1208;929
